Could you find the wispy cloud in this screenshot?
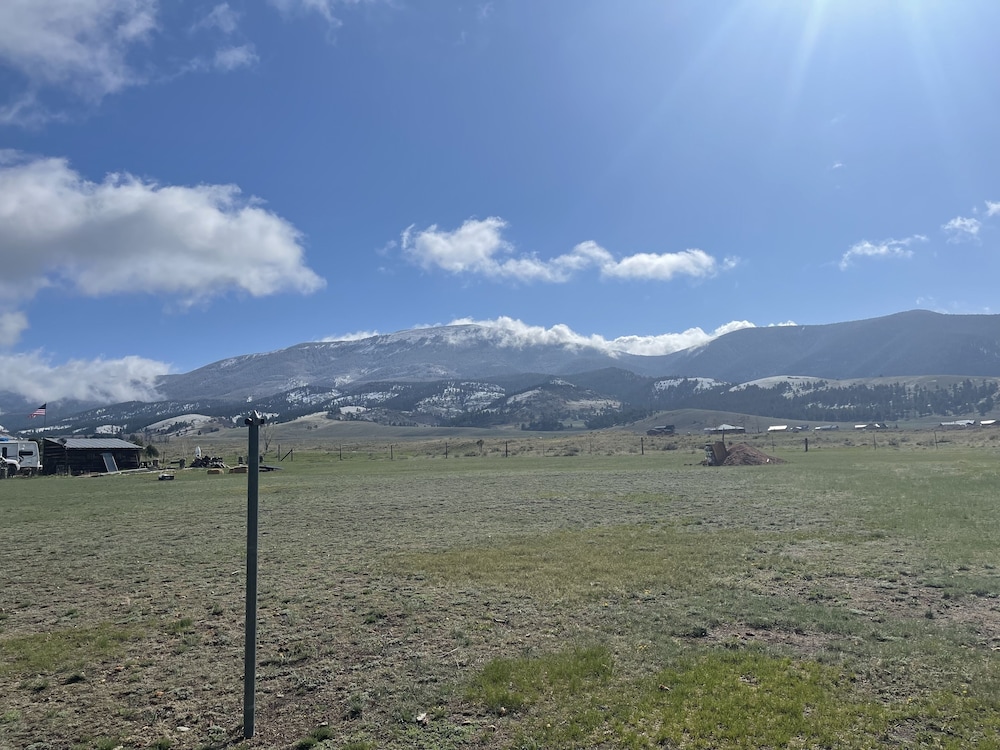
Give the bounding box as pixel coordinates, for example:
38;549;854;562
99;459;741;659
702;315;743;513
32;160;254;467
190;3;257;71
212;44;258;71
0;152;324;345
986;200;1000;217
0;312;29;347
267;0;371;29
322;329;385;342
839;235;926;271
0;1;265;124
942;216;981;243
400;217;737;284
194;3;241;35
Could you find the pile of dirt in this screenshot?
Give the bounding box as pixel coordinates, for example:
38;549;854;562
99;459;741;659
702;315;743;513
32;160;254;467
720;442;785;466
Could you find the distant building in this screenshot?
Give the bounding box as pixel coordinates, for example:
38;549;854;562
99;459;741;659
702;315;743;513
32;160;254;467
704;423;745;434
767;425;789;432
42;437;143;476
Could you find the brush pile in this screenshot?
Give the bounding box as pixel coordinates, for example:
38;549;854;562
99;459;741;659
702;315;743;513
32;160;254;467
720;442;785;466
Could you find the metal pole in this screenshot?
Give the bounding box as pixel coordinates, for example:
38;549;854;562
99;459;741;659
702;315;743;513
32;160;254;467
243;411;263;739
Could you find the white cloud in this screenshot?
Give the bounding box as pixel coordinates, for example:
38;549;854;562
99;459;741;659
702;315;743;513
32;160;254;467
604;322;758;355
839;235;926;271
986;201;1000;217
400;218;734;284
213;44;258;71
0;351;170;404
0;0;156;100
942;216;981;243
325;317;771;357
601;248;718;280
452;316;626;350
0;153;324;340
402;216;521;275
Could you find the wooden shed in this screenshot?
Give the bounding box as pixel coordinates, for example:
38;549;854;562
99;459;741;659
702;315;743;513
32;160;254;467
42;437;143;476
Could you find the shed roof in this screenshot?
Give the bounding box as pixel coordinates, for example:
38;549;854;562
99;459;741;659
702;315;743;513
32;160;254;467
44;438;142;450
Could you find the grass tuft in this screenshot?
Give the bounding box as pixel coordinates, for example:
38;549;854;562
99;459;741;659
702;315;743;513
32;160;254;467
164;617;195;635
293;724;334;748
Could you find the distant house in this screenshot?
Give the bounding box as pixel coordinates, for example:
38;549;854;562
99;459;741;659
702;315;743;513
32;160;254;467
767;425;789;432
939;420;976;429
42;437;143;476
704;423;745;434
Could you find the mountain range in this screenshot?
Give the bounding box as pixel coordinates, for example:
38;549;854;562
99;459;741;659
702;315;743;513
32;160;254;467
4;310;1000;436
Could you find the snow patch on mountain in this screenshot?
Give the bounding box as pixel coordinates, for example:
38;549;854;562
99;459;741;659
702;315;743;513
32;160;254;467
730;376;828;394
654;377;724;392
146;413;216;431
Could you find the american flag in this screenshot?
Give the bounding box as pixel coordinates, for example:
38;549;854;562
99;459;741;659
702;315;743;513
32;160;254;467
30;403;46;418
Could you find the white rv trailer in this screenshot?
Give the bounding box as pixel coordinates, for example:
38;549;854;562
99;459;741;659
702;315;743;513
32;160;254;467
0;438;42;476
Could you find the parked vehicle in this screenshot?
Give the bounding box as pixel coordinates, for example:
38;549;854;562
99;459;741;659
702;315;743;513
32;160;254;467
0;438;42;476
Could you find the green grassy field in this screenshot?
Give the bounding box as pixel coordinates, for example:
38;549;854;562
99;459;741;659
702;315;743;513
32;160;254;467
2;431;1000;749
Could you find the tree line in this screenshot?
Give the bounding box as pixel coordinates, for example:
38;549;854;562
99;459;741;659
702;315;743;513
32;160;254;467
644;378;999;424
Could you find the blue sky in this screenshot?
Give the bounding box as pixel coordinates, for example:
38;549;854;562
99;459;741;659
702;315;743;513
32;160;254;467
1;0;999;406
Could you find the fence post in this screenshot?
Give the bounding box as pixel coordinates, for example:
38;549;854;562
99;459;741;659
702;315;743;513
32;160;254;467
243;411;264;738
